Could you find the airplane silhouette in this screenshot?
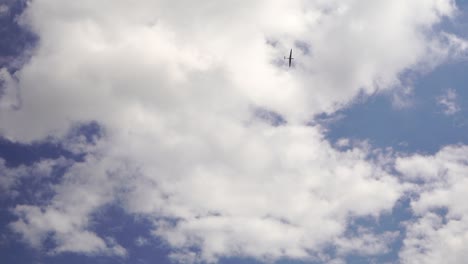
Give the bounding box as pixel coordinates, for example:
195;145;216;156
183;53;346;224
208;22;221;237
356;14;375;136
284;49;294;67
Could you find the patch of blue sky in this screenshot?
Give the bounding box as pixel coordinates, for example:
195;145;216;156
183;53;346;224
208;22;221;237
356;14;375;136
324;60;468;155
344;197;413;264
91;205;172;263
434;0;468;38
0;138;74;166
324;2;468;155
0;0;37;71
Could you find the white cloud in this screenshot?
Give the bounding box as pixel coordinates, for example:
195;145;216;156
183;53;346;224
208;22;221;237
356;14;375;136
334;228;399;257
397;145;468;264
391;85;414;109
0;68;21;111
335;138;350;148
0;157;68;199
10;125;404;262
1;0;466;262
0;5;8;17
1;0;460;141
437;88;461;115
10;154;129;256
135;236;149;247
0;159;22;196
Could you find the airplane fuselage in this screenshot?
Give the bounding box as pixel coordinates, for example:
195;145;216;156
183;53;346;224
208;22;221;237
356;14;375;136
285;49;294;67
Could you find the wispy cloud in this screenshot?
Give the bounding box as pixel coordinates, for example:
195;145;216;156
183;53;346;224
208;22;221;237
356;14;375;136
0;4;9;16
391;85;414;109
135;236;149;247
437;88;460;115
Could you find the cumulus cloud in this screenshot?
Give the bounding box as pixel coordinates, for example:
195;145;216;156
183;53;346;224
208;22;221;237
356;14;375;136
0;156;68;199
0;0;460;141
142;127;402;262
10;153;129;256
1;0;466;262
437;88;461;115
396;145;468;264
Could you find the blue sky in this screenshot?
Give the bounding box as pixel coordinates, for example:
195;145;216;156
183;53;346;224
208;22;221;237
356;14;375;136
326;60;468;154
1;1;468;264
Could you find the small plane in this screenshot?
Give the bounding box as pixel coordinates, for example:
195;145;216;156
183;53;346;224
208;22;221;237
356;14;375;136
284;49;294;67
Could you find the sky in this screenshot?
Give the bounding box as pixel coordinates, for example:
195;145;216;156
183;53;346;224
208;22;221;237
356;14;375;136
1;0;468;264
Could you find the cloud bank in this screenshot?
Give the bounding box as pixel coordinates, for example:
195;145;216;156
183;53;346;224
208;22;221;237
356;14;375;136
1;0;467;263
397;145;468;264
